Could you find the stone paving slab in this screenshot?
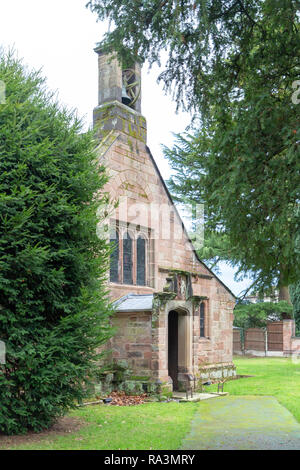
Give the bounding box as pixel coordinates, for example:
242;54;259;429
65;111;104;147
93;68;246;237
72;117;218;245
173;392;222;402
181;396;300;450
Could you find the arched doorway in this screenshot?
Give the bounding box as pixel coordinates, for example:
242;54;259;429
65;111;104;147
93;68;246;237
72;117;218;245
168;310;179;390
168;308;191;391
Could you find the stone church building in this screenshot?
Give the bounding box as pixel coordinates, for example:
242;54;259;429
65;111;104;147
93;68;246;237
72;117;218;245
94;47;236;391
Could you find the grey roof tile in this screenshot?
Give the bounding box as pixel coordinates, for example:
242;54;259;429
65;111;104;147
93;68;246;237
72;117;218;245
114;293;154;312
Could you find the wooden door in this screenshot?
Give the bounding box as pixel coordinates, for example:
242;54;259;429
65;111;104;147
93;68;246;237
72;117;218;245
168;310;179;390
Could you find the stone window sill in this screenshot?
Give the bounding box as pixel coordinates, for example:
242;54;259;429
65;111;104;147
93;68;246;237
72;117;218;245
110;282;154;291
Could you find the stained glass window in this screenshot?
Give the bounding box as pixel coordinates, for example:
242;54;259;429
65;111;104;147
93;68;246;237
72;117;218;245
123;232;133;284
137;236;146;286
110;230;119;283
200;303;205;337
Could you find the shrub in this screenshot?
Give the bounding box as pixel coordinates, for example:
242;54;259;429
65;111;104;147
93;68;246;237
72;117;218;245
0;51;113;435
233;301;294;330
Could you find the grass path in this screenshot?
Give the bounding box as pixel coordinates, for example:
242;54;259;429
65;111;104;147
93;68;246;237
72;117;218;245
211;356;300;423
181;395;300;450
182;357;300;450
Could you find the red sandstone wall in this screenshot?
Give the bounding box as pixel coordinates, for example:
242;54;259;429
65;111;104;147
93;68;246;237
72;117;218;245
112;312;152;376
101;133;229;291
195;283;235;366
98;128;235;370
283;320;296;353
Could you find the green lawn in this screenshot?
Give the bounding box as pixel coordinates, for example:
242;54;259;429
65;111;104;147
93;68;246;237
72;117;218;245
3;356;300;450
2;401;198;450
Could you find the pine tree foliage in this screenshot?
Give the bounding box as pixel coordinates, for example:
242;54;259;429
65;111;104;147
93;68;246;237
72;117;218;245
164;112;299;299
87;0;300;112
0;52;113;435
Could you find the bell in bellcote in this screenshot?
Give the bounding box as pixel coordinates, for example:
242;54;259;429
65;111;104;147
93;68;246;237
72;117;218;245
122;84;131;106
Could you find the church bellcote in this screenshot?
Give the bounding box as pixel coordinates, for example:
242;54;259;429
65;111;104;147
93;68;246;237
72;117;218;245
93;46;146;143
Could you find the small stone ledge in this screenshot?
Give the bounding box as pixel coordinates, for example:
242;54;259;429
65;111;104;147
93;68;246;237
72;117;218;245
172;392;223;402
158;266;213;280
197;362;236;381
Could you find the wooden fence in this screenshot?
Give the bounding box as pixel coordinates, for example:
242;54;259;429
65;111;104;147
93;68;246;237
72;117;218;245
267;321;284;351
232;320;296;356
245;328;266;352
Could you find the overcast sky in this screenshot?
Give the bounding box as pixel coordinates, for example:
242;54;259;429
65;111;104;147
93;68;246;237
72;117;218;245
0;0;252;296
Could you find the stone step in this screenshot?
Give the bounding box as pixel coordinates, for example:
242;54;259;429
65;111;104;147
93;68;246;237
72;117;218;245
172;392;227;402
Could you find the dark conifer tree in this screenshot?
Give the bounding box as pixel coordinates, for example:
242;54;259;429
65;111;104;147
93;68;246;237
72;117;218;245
0;52;113;435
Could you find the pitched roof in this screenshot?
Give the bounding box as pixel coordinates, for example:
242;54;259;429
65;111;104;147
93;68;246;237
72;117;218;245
114;294;154;312
145;145;236;300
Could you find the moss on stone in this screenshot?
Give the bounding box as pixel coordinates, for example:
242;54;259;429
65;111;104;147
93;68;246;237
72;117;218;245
127;137;133;152
129;375;150;382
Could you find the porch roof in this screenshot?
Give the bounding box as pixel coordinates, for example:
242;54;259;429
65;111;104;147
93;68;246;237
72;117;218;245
114;293;154;312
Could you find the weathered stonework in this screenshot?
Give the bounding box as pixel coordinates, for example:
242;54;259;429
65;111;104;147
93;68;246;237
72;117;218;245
94;49;236;392
94;101;147;143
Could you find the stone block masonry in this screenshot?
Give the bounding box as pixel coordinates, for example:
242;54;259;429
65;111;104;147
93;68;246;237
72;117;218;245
94;48;236;391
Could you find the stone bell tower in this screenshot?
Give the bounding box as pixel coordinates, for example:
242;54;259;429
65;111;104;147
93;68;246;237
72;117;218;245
93;46;146;143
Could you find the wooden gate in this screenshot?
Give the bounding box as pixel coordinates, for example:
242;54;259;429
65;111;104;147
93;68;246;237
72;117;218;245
244;328;265;351
267;321;283;351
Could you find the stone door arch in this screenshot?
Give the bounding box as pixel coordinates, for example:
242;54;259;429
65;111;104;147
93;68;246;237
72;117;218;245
167;306;192;391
